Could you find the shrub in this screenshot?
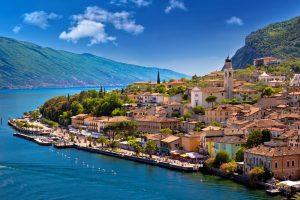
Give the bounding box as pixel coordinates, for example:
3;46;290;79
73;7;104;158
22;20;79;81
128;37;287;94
214;151;230;168
220;161;237;174
235;147;245;162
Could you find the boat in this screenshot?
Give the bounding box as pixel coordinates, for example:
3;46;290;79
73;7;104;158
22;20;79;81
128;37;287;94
53;142;75;149
266;188;281;195
34;137;52;146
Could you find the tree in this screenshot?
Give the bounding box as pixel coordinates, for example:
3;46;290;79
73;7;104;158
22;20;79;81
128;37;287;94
104;121;138;141
214;151;230;168
71;101;84;115
246;130;270;148
145;140;157;158
110;140;119;150
249;167;265;184
193;106;205;115
128;139;143;156
155;84;166;94
95;93;124;116
183;112;192;120
205;158;215;169
69;133;75;142
111;108;126;116
220;161;237;174
235;147;245;162
96;136;108;148
262;129;271;143
194;122;205;131
87;136;93;147
157;71;161;84
205;95;217;108
262;87;275;97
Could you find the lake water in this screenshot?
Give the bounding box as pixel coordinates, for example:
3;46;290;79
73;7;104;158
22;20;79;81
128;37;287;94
0;88;276;200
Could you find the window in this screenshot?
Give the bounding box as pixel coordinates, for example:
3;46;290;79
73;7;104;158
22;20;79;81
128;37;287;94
292;161;295;167
275;162;278;169
287;161;290;167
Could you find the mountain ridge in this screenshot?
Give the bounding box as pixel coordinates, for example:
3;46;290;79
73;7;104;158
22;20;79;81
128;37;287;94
231;16;300;69
0;36;188;89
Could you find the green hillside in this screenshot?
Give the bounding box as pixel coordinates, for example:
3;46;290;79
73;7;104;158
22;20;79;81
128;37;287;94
232;16;300;69
0;37;188;89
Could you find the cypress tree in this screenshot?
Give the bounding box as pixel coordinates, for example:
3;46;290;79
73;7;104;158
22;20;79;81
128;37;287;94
157;71;161;84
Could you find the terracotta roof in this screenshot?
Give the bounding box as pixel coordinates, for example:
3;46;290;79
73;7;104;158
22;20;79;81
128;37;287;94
214;136;246;144
245;119;286;129
201;87;225;93
245;145;300;157
202;126;222;131
135;116;179;123
161;135;180;143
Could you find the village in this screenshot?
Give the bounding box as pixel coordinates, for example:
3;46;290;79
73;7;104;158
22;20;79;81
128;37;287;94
9;56;300;197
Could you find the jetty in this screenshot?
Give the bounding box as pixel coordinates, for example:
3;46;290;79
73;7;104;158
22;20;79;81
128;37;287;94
13;133;52;146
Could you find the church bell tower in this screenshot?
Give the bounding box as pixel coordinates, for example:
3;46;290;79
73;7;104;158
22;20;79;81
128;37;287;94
224;56;233;99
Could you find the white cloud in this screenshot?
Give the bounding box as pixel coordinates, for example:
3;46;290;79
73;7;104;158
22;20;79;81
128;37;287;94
110;0;151;7
59;20;116;46
165;0;187;13
226;16;244;26
60;6;144;45
23;11;62;29
12;25;21;33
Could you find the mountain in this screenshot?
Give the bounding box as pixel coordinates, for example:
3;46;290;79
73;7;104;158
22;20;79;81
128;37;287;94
0;37;188;89
232;16;300;69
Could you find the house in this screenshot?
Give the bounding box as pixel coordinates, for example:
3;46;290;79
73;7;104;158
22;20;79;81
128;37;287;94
84;116;129;133
290;74;300;87
258;72;286;86
244;146;300;180
204;104;237;123
135;116;180;133
190;87;225;108
138;92;164;105
253;57;281;66
71;114;90;129
164;102;184;117
181;134;201;152
213;136;246;159
244;119;286;136
288;91;300;107
161;135;181;152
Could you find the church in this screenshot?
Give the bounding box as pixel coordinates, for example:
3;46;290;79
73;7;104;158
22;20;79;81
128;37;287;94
191;57;234;108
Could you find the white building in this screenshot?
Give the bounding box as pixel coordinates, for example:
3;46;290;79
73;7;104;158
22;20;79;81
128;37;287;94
290;74;300;86
138;92;164;105
191;87;202;108
258;72;286;86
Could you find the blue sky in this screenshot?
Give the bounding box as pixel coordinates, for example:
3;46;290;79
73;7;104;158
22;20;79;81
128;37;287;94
0;0;299;75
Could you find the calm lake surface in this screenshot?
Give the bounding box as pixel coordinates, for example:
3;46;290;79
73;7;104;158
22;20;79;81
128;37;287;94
0;88;277;200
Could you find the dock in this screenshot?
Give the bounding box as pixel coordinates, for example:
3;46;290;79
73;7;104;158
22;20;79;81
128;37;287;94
13;133;51;146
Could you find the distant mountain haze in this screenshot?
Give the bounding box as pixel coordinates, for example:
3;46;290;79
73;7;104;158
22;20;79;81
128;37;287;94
0;37;188;89
232;16;300;69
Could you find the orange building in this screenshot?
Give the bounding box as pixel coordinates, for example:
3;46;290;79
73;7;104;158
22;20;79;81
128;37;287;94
181;134;201;152
244;146;300;180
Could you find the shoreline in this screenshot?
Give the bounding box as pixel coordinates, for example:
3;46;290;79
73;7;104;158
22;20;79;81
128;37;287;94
12;132;200;172
8;119;280;197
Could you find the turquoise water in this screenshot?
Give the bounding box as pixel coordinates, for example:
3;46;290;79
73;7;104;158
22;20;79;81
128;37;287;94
0;88;276;200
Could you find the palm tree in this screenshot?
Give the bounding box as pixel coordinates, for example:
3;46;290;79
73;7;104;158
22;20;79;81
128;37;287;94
205;95;217;108
96;136;108;148
87;136;93;147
